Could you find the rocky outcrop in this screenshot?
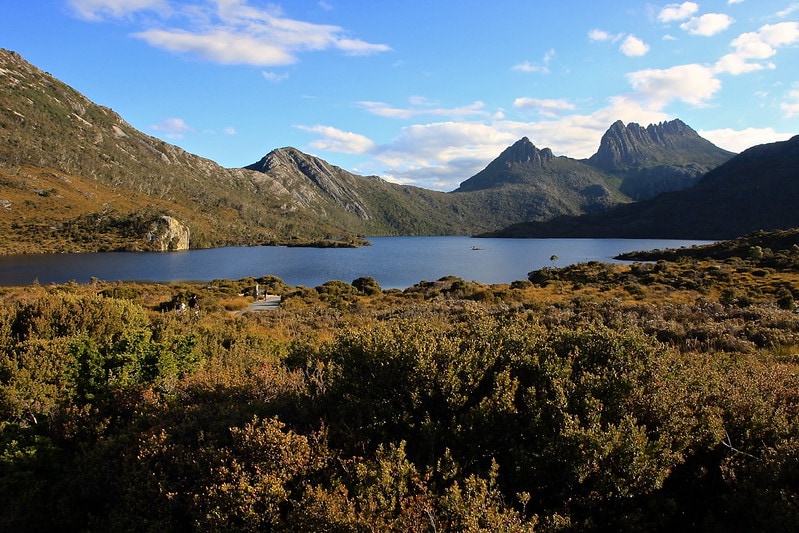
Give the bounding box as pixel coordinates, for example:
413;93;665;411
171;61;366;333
498;137;555;166
148;216;190;251
246;148;371;219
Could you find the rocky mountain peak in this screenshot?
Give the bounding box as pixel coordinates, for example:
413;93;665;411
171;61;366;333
246;148;371;219
588;119;702;170
498;137;555;166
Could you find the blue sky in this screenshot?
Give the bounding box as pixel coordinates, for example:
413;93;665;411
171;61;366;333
3;1;798;190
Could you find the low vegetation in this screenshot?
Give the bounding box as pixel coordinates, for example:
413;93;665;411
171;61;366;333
2;232;799;531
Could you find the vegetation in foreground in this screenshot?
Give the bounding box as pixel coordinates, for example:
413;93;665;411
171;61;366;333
2;232;799;531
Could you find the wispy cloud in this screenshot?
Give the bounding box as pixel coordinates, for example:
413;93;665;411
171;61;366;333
356;99;489;120
588;29;622;42
150;117;194;138
68;0;391;66
512;49;556;74
776;3;799;18
68;0;169;21
782;89;799;118
295;125;375;154
513;97;576;117
262;70;289;82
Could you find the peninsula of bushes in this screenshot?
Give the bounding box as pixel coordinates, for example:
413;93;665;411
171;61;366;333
2;230;799;531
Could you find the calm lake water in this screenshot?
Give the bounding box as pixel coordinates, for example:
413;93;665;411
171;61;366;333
0;236;711;288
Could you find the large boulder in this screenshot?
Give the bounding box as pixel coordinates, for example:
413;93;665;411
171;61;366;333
148;215;190;251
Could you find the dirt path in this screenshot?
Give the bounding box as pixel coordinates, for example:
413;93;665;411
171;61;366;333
238;295;282;313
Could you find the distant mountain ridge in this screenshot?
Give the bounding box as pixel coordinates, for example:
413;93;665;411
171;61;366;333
482;134;799;240
454;136;629;217
453;120;733;218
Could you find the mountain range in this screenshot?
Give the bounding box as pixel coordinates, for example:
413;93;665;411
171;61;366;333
481;133;799;240
2;47;792;253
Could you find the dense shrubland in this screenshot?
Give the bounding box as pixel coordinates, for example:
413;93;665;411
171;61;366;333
2;237;799;531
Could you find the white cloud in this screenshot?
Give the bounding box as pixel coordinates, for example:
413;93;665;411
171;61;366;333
627;64;721;107
68;0;168;21
356;100;488;120
782;89;799;118
296;125;375;154
136;29;298;65
700;127;793;152
759;21;799;47
727;0;744;4
513;98;576;116
512;49;556;74
714;53;767;74
620;35;650;56
658;2;699;23
223;127;237;135
590;31;649;56
150;117;194;138
587;29;622;42
74;0;390;66
715;21;799;74
335;38;392;56
680;13;734;36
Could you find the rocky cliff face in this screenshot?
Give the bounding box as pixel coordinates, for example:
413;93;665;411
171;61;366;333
588;119;692;169
246;148;371;219
148;216;190;251
586;119;734;199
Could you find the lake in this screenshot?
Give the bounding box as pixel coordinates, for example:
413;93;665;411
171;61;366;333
0;236;711;288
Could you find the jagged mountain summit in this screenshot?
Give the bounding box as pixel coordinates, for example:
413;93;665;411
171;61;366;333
587;119;734;200
482;134;799;240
